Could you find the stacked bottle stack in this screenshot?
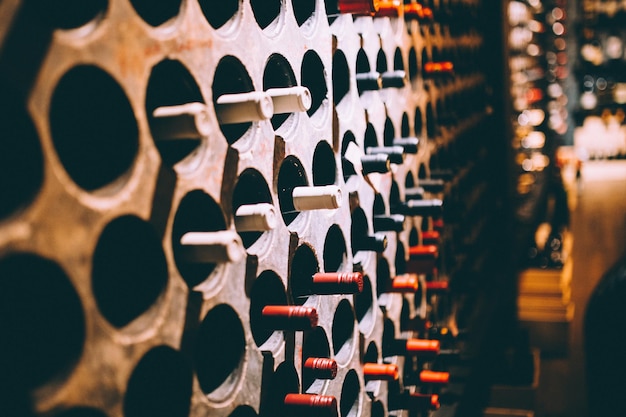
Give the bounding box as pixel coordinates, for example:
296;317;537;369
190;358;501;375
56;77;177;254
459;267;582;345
0;1;499;417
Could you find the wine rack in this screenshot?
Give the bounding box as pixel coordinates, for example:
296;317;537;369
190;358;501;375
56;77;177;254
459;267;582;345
0;2;512;417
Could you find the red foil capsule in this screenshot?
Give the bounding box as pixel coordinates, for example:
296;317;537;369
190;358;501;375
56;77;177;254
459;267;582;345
284;393;339;417
404;4;434;21
312;272;364;294
408;244;438;259
407;244;438;274
389;274;419;293
419;370;450;385
375;0;403;17
363;363;400;380
423;62;455;77
406;338;441;354
262;305;318;330
337;0;380;15
304;357;338;379
422;230;440;245
425;280;449;293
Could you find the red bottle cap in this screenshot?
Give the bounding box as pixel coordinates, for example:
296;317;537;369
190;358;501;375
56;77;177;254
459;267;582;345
375;0;403;17
422;230;440;245
389;274;419;293
432;219;444;232
405;338;440;354
337;0;380;15
312;272;364;294
262;305;319;330
284;394;339;417
419;370;450;384
363;363;400;380
404;3;425;18
304;357;338;379
423;62;455;75
425;280;449;293
408;245;438;259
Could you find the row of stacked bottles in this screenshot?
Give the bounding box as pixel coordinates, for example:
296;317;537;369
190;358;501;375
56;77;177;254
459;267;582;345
506;0;570;270
0;1;513;417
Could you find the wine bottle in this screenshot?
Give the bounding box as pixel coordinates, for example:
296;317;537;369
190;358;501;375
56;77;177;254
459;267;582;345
373;214;406;232
366;145;405;164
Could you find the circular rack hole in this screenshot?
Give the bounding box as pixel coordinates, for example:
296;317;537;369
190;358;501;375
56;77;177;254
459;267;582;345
364;341;378;363
340;131;358;181
414;107;423;135
408;48;418;81
376;257;391;297
400;297;411;331
250;270;288;347
124;346;193;417
421;49;429;78
301;50;328;117
213;56;255;145
31;0;108;29
395;241;406;275
195;304;246;397
302;326;332;390
382;319;396;356
426;102;437;138
405;172;415;188
383;117;395;147
393;48;404;72
290;244;319;304
333;50;350;105
92;215;168;328
332;299;356;363
129;0;181;26
277;155;309;226
313;141;337;186
293;0;316;26
146;59;205;167
262;362;300;417
54;407;108;417
389;180;401;214
0;253;85;391
418;163;427;179
350;207;370;256
263;54;297;130
364;123;378;150
172;190;227;287
230;406;258;417
401;113;410;137
199;0;239;28
0;85;44;220
356;49;371;95
373;193;385;216
50;65;138;191
354;274;374;329
371;401;385;417
324;224;348;272
376;49;387;73
340;370;361;417
233;168;274;248
251;0;282;28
